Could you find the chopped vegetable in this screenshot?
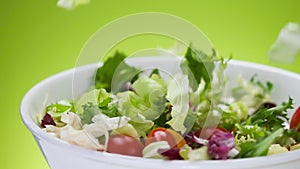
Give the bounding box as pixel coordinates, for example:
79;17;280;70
41;113;56;128
207;130;235;160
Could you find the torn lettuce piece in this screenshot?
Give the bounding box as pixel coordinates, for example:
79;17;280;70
267;144;288;156
111;124;139;138
268;22;300;64
129;120;154;137
75;89;99;114
180;145;211;161
83;114;130;138
57;0;90;10
79;103;101;125
166;73;189;133
143;141;170;159
75;88;116;118
117;75;166;121
42;100;75;127
46;100;74;118
43;112;103;150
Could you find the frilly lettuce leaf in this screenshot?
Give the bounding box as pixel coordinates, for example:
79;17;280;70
166;74;189;133
75;89;100;114
116;74;166;136
75;88;118;121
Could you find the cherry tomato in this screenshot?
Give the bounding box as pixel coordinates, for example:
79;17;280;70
198;126;227;140
145;127;186;148
290;106;300;132
107;134;144;157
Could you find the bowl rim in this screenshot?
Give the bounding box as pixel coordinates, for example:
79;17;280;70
20;57;300;168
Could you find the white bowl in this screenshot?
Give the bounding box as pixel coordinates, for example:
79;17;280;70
20;57;300;169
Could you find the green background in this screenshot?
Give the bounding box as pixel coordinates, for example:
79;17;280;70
1;0;300;168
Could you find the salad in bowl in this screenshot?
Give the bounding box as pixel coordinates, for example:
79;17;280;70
37;45;300;161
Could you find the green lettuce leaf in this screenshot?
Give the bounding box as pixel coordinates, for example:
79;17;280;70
46;100;74;118
116;74;166;136
180;45;217;91
166;73;189;133
95;51;140;93
117;75;166;121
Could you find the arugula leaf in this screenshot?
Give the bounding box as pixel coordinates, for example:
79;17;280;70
95;51;140;93
180;45;217;91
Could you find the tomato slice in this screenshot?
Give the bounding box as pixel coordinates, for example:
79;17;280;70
290;106;300;132
107;134;144;157
145;127;186;148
